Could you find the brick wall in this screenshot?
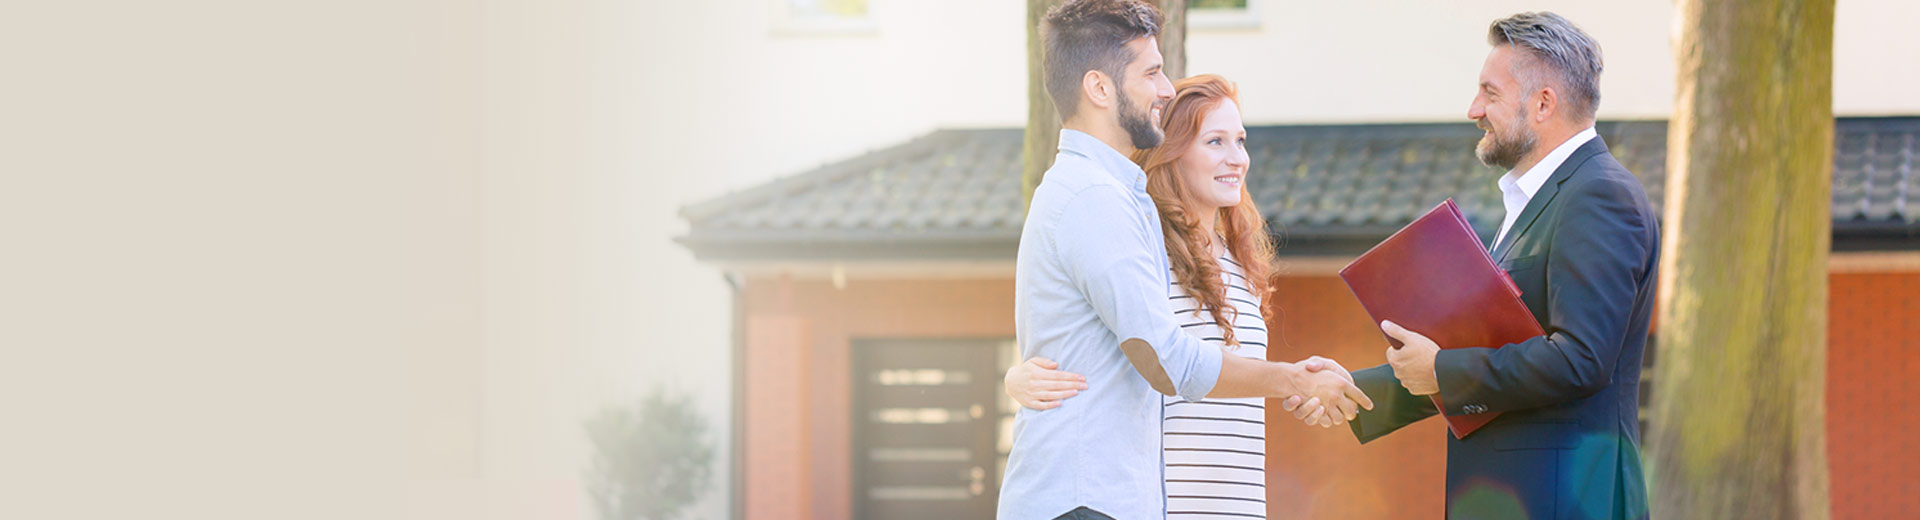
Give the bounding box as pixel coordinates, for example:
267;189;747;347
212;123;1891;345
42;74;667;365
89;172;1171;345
1829;272;1920;520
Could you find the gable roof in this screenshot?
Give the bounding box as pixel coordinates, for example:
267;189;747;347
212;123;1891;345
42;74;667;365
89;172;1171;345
679;117;1920;261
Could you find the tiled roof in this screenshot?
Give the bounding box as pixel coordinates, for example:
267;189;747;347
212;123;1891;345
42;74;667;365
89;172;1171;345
679;118;1920;261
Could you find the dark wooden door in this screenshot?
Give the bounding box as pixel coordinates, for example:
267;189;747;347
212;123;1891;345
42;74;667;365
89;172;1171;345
851;339;1008;520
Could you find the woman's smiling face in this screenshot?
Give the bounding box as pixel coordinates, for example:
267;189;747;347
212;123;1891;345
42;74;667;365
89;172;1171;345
1175;98;1250;212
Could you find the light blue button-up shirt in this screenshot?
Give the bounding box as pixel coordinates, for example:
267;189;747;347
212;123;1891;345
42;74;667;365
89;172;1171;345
998;129;1226;520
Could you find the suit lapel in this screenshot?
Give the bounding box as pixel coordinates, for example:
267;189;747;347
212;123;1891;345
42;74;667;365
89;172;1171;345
1491;137;1610;262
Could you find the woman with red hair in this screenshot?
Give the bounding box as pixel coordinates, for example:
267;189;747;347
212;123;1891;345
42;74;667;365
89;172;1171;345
1005;74;1342;520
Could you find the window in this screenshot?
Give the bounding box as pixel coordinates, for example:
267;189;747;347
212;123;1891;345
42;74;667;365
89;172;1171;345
774;0;877;36
1189;0;1260;31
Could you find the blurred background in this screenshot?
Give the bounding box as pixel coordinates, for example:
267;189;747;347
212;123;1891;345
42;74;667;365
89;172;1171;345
2;0;1913;519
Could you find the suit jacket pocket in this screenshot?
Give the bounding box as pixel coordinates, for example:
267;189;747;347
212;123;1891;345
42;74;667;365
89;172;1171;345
1493;420;1578;451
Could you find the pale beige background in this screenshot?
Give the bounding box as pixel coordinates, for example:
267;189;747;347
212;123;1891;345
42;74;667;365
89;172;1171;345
2;1;1913;519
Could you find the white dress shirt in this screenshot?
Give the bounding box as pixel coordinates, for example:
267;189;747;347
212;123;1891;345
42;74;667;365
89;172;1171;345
1491;127;1599;250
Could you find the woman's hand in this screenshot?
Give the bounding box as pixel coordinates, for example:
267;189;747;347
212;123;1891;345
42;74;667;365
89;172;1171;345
1004;357;1088;410
1280;394;1329;427
1280;356;1361;428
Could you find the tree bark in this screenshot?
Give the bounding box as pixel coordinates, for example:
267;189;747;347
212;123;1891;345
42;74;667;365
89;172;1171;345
1153;0;1186;81
1021;0;1186;209
1021;0;1066;209
1648;0;1834;518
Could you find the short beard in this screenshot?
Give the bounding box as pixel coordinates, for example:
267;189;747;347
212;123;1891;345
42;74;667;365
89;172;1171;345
1475;104;1538;170
1116;86;1164;149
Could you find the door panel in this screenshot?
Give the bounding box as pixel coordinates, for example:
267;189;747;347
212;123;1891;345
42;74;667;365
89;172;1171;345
852;339;1011;520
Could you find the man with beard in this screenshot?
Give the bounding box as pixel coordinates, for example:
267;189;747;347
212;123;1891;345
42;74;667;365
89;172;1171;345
1327;11;1659;520
999;1;1370;519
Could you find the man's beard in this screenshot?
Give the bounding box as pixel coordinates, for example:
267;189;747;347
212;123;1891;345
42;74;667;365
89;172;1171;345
1117;87;1164;149
1475;106;1538;170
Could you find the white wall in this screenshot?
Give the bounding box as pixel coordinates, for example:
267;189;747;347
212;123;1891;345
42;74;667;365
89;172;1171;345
2;1;486;518
1185;0;1678;122
1834;0;1920;116
1186;0;1920;123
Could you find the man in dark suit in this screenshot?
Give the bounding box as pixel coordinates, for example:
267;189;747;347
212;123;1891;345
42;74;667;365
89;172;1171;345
1320;12;1661;520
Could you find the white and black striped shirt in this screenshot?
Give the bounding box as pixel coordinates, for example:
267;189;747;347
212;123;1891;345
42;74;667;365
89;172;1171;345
1164;252;1269;520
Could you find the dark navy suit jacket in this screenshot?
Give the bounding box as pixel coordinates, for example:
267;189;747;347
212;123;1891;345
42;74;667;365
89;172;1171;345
1348;137;1659;520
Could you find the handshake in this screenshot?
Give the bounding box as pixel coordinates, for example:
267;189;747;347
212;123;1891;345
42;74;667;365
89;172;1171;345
1278;356;1367;428
1004;350;1376;429
1274;322;1443;427
1277;321;1442;428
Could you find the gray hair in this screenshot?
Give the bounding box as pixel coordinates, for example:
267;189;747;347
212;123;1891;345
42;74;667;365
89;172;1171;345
1488;12;1604;121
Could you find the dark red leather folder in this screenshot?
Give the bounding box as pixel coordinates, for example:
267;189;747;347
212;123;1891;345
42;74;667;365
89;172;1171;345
1338;199;1544;439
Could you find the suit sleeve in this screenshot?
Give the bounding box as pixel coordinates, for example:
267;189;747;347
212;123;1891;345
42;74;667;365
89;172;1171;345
1054;184;1223;402
1430;175;1654;415
1348;363;1441;443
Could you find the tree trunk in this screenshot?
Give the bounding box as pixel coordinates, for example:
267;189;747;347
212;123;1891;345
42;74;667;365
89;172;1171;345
1153;0;1186;81
1648;0;1834;519
1021;0;1186;209
1021;0;1066;209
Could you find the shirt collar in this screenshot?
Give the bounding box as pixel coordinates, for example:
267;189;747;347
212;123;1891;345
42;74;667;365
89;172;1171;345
1059;128;1148;191
1498;126;1598;200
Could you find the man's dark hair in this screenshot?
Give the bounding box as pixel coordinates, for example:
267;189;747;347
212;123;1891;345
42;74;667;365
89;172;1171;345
1041;0;1162;121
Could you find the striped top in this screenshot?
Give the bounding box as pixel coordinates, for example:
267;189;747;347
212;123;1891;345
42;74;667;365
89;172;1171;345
1164;252;1269;520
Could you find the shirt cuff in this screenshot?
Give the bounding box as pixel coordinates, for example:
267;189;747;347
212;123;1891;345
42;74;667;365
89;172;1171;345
1174;341;1225;402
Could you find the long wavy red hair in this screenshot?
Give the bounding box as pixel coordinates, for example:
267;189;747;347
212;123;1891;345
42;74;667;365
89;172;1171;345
1130;74;1279;348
